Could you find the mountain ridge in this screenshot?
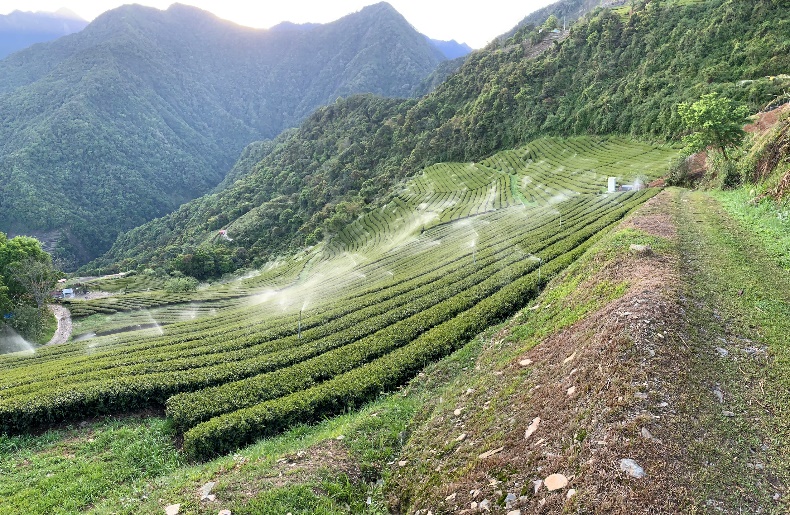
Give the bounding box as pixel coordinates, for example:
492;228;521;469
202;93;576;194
89;0;790;275
0;1;447;267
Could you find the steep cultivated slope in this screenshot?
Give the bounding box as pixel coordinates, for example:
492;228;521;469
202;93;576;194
0;138;675;463
0;2;445;265
93;0;790;275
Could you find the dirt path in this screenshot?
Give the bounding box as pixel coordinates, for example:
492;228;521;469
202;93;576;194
46;304;72;346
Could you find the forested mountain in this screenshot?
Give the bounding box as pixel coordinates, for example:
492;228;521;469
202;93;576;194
0;2;446;266
0;9;87;59
499;0;627;42
91;0;790;275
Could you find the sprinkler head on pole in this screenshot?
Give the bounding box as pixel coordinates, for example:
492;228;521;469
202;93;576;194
298;308;302;339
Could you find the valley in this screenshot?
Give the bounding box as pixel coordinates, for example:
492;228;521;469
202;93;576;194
0;0;789;513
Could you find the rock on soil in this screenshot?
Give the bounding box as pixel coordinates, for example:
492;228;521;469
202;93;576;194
619;458;646;478
630;244;653;255
524;417;540;440
544;473;569;490
199;481;216;500
478;447;504;459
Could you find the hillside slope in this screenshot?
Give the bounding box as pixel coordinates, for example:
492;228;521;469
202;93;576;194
390;189;790;513
92;0;790;275
0;2;446;265
496;0;627;44
4;185;790;513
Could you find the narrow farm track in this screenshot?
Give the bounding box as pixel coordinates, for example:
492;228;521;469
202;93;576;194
44;305;72;346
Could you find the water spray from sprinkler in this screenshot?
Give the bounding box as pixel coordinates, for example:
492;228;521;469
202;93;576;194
530;254;542;282
298;307;302;339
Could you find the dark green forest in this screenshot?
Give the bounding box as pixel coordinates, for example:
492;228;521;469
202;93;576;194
0;2;446;266
92;0;789;277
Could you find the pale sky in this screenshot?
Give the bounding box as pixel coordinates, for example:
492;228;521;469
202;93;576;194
0;0;558;49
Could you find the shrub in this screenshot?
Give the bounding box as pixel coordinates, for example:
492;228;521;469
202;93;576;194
706;151;742;189
666;154;695;187
164;276;198;293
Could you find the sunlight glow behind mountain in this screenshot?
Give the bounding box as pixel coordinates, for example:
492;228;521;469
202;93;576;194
0;0;557;48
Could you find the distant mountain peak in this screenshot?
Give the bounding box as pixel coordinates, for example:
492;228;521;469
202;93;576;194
0;8;88;59
270;21;320;32
53;8;85;21
426;37;472;59
361;2;399;13
0;0;447;264
4;8;85;20
166;2;218;17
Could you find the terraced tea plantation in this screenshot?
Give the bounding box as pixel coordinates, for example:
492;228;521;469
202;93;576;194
0;137;677;460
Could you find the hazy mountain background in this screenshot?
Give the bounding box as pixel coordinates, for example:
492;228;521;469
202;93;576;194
90;0;789;276
0;8;88;59
426;37;472;59
0;2;449;266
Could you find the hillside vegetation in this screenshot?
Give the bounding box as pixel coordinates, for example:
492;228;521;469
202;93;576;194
92;0;790;276
2;0;790;512
0;137;675;465
0;2;446;265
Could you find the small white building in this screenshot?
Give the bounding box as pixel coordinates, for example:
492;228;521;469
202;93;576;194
608;177;617;193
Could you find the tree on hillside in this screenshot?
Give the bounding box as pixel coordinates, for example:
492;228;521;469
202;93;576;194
0;232;61;342
0;233;50;297
0;277;11;315
7;256;60;309
543;14;560;31
678;93;750;160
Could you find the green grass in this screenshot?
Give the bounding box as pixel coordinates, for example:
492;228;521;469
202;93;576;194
713;188;790;270
0;417;182;514
235;482;357;515
36;308;58;345
673;190;790;509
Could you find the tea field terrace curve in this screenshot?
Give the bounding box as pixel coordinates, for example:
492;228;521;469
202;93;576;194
0;136;678;460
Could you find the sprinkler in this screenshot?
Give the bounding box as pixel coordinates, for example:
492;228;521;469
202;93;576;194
530;254;542;282
298;308;302;339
